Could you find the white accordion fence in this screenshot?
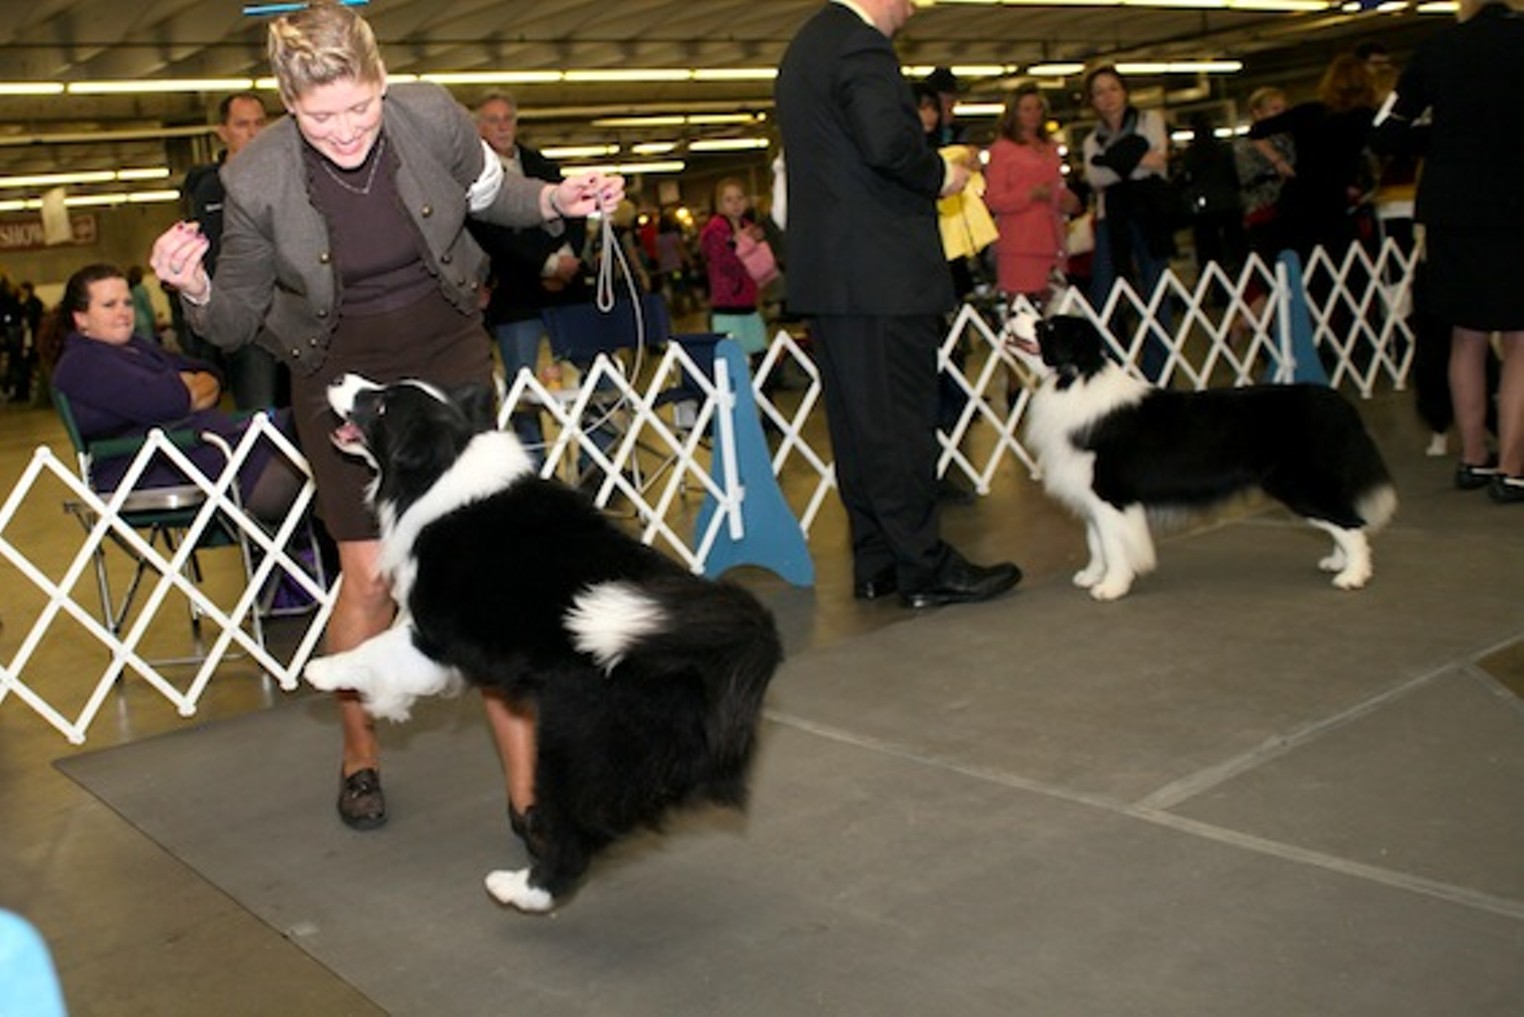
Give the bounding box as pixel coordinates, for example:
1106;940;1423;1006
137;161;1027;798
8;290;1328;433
0;241;1418;743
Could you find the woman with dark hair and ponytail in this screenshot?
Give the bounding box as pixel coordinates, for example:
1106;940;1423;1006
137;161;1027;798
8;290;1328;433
41;262;303;521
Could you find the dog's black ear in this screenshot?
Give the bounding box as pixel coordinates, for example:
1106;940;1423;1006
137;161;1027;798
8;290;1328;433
450;382;500;432
1072;318;1110;370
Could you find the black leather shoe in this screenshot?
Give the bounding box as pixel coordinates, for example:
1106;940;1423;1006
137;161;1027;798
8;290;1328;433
853;566;898;601
1489;474;1524;503
900;559;1022;609
1456;457;1499;490
338;768;387;831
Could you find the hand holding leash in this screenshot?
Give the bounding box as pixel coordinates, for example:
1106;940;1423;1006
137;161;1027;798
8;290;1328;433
548;172;626;219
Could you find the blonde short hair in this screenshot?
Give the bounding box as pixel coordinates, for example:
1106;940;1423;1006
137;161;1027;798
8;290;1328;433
267;0;385;105
1247;86;1286;117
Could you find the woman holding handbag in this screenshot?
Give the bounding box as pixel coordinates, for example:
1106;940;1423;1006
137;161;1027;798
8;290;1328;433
700;178;771;359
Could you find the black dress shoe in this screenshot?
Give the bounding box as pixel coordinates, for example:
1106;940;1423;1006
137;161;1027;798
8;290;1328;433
900;559;1022;609
1456;457;1499;490
1489;474;1524;503
338;767;387;831
853;566;898;601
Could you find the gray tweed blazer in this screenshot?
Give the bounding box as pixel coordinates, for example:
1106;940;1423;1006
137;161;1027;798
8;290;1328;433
184;81;552;376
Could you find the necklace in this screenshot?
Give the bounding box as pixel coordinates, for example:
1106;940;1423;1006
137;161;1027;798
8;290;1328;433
320;135;386;196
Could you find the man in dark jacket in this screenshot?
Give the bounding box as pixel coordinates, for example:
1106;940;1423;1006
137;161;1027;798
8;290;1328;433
776;0;1021;608
467;92;588;449
180;92;283;409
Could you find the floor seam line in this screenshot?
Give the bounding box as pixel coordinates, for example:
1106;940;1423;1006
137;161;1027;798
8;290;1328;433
1133;665;1452;812
765;707;1524;924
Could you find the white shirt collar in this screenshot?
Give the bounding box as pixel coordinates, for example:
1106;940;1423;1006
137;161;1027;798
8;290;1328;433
833;0;876;27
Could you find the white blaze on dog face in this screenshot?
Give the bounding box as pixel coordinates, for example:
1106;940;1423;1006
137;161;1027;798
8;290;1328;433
327;374;383;462
1004;309;1048;377
328;373;383;418
1008;309;1042;345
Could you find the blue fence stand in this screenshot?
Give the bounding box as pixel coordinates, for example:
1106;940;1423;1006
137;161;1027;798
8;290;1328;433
1276;250;1330;386
696;338;815;586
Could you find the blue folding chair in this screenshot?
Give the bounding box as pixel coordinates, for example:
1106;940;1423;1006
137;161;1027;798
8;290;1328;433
538;294;671;496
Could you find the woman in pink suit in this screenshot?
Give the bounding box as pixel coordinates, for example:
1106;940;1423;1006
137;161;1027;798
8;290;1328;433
984;84;1079;303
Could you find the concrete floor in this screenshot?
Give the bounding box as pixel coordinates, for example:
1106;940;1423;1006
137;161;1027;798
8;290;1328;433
2;374;1522;1015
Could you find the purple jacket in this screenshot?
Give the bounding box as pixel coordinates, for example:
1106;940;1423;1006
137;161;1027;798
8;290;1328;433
52;332;284;496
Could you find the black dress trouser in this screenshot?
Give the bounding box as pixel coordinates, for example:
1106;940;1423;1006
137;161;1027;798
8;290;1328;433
811;313;950;588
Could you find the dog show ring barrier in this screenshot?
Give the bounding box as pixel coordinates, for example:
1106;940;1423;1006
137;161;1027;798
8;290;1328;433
0;239;1417;743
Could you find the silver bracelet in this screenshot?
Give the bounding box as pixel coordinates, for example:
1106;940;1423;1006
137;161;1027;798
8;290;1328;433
181;279;211;307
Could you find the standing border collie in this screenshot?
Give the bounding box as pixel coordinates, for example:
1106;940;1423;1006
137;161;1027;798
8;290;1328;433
1012;314;1397;600
305;375;781;912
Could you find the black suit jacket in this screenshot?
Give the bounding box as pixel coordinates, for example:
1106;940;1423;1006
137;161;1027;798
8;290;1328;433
775;3;952;316
467;144;589;324
182;155;229;272
1370;2;1524;231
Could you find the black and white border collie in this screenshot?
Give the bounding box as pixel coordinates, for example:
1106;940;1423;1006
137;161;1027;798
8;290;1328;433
305;375;780;912
1009;314;1397;600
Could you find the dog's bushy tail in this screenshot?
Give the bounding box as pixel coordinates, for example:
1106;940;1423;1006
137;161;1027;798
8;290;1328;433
625;577;781;807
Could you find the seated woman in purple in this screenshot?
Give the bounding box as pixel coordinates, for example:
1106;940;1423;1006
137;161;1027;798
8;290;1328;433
40;263;302;521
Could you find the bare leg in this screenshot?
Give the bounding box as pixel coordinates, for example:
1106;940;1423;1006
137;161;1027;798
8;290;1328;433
481;689;538;813
1450;328;1493;467
327;539;394;777
1497;332;1524;477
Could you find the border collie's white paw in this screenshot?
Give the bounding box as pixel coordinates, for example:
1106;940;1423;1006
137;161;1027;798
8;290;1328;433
1318;544;1349;572
485;868;555;913
1073;563;1104;588
1090;575;1133;601
1331;565;1371;590
304;655;363;693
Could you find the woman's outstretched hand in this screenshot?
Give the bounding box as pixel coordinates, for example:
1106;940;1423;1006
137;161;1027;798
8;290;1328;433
151;222;213;301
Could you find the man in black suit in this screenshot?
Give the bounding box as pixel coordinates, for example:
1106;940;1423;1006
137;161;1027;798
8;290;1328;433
180;92;284;409
776;0;1021;608
468;92;588;450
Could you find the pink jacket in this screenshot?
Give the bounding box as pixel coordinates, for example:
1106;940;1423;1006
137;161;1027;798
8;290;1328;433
699;214;759;313
983;138;1067;292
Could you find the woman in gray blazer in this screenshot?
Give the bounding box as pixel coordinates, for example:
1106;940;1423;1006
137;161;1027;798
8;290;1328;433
150;0;623;833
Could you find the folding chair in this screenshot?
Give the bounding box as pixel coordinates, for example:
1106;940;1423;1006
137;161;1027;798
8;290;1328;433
539;293;671;493
53;389;270;664
647;332;726;495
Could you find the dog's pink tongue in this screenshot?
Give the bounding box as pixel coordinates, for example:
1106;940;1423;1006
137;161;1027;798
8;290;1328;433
331;421;363;446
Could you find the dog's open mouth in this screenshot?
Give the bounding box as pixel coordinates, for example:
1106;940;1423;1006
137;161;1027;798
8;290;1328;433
330;419;366;453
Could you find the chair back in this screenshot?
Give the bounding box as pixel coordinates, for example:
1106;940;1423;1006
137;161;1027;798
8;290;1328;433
51;387;93;478
52;386;214;518
665;332;725;395
541;293;670;365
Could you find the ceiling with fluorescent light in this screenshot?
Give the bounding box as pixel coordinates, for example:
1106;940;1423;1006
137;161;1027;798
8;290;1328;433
0;0;1447;196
